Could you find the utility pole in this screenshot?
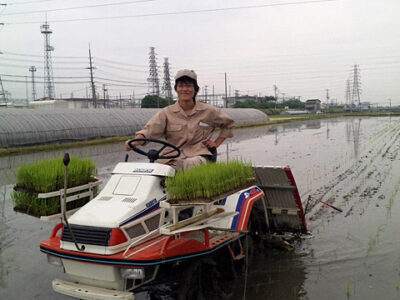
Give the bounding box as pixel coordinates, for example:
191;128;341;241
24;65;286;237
25;76;29;105
234;89;239;106
326;89;330;106
87;45;96;108
102;84;107;108
29;66;37;101
273;84;278;109
0;75;6;106
204;85;208;103
224;72;228;108
345;79;351;110
212;85;215;106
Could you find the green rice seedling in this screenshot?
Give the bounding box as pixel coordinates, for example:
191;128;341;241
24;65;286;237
386;178;400;216
346;281;352;299
12;155;97;217
166;160;255;201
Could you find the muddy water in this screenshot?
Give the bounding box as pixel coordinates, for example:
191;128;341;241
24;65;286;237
0;116;399;300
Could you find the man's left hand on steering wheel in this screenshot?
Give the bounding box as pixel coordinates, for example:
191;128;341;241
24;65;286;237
126;138;181;163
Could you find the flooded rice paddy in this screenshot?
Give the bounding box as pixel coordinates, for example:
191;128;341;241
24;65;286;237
0;116;399;300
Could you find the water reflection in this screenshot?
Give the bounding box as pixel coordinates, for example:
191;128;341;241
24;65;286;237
345;118;362;159
0;186;8;288
235;245;307;300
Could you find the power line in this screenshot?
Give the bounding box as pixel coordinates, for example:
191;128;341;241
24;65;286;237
95;69;146;82
0;62;90;70
1;73;88;79
94;76;147;85
94;60;146;72
94;56;147;68
1;74;147;85
6;0;59;5
1;50;87;59
95;81;144;87
6;0;338;24
0;56;87;64
2;0;158;15
1;79;89;84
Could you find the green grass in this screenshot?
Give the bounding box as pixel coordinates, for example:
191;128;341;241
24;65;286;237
166;160;255;201
12;155;97;217
0;136;130;157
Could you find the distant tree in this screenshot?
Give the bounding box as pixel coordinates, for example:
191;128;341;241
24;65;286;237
279;99;305;109
233;99;260;108
141;95;172;108
233;97;305;112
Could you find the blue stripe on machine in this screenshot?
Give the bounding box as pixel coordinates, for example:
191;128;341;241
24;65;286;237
230;187;255;230
119;196;166;226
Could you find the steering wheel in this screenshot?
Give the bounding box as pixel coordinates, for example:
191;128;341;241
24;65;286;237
127;138;181;163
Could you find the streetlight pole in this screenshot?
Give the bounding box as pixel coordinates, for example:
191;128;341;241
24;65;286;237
224;72;228;108
0;51;6;107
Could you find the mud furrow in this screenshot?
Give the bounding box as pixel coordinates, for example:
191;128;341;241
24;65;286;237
307;119;400;226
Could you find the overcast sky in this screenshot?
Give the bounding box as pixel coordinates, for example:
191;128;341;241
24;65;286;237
1;0;399;105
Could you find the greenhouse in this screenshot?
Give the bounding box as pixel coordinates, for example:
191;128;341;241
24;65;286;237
0;108;268;148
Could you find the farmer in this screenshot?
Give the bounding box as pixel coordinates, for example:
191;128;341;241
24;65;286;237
125;69;234;170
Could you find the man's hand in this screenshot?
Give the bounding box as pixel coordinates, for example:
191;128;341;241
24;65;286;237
204;137;225;149
125;134;145;151
204;140;217;149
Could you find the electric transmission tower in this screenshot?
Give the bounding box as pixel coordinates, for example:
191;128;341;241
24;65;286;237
29;66;37;100
147;47;160;96
351;64;362;109
41;21;55;99
162;57;172;101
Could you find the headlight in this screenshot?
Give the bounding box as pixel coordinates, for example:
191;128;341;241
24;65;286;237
47;255;63;267
120;268;145;280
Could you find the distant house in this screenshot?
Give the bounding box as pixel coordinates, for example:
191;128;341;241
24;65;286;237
305;99;321;113
360;102;371;110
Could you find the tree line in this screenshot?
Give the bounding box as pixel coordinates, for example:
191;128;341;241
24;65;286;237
141;94;306;115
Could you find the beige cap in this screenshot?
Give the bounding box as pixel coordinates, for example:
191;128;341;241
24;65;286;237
174;69;197;81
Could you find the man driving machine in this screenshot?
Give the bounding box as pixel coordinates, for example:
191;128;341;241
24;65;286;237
125;69;234;170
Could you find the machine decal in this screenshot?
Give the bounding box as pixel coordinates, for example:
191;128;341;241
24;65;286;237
132;168;154;173
146;198;158;208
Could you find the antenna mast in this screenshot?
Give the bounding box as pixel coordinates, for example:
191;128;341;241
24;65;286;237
41;21;55;99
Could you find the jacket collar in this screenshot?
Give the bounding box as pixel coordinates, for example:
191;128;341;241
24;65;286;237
172;100;206;114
